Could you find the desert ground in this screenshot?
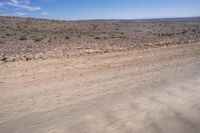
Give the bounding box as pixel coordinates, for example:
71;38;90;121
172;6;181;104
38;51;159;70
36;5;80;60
0;17;200;133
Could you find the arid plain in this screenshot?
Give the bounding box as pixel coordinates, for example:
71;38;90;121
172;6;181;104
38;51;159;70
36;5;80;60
0;17;200;133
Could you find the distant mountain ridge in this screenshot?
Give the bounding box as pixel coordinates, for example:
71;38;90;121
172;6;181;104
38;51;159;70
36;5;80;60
0;15;200;22
79;17;200;23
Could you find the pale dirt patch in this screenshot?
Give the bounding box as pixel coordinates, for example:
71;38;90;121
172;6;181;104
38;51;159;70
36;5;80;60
0;44;200;133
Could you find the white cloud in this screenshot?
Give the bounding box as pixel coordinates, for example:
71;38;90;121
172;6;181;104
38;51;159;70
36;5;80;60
41;12;48;15
13;12;27;16
1;0;41;11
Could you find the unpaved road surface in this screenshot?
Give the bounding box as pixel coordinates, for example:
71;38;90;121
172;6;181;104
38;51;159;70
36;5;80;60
0;44;200;133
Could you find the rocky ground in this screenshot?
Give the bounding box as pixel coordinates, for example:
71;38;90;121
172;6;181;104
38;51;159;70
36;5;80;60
0;16;200;62
0;17;200;133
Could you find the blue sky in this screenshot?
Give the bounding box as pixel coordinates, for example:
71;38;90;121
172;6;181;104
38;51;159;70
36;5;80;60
0;0;200;20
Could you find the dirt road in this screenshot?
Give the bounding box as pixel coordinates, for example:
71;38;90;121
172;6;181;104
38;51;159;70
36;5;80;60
0;43;200;133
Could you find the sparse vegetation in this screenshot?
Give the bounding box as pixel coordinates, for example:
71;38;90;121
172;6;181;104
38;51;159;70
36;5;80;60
65;36;70;40
19;36;27;41
33;37;44;42
0;16;200;62
0;54;8;62
94;36;101;39
48;38;52;43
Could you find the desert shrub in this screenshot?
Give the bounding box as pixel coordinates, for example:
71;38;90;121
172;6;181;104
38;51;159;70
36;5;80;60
19;36;27;41
94;36;100;39
182;29;187;34
26;57;32;61
191;29;196;32
65;36;70;40
48;38;52;43
1;54;8;62
5;33;11;36
0;41;5;44
91;24;97;31
90;34;94;37
33;37;44;42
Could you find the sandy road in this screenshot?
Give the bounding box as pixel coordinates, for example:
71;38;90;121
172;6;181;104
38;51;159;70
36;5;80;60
0;43;200;133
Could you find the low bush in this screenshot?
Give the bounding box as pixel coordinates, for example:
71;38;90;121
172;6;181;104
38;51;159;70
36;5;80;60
65;36;70;40
94;36;100;39
32;36;44;42
19;36;27;41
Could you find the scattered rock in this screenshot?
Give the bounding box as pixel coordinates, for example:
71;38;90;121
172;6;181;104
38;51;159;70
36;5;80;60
0;53;8;62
